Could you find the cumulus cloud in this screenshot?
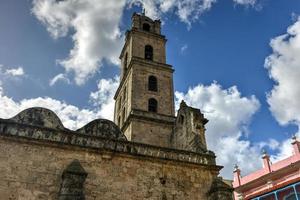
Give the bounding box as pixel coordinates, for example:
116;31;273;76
265;17;300;127
32;0;261;85
172;17;300;178
131;0;260;27
175;82;262;178
0;77;118;130
49;73;70;86
32;0;125;85
130;0;217;27
264;17;300;161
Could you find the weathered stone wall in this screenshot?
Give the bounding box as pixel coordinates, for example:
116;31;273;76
172;101;208;153
131;60;174;116
114;68;133;127
117;53;175;147
131;31;166;64
130;118;174;148
0;138;218;200
0;107;233;200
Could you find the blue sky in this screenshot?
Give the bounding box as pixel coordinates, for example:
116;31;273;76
1;0;300;178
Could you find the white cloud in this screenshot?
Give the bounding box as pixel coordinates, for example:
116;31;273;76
233;0;257;6
5;67;25;76
49;73;70;86
32;0;261;85
180;44;188;53
175;82;262;178
32;0;125;85
270;137;294;162
130;0;260;27
265;17;300;127
264;17;300;162
90;76;119;120
174;81;299;177
130;0;217;27
173;17;300;178
0;81;3;96
0;77;118;130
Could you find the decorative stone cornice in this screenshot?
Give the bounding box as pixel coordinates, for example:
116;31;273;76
0;120;219;169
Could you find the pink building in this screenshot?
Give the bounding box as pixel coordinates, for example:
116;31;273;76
233;136;300;200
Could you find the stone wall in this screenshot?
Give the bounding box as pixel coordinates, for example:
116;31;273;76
172;101;208;153
131;31;166;64
131;59;174;116
130;117;174;148
0;138;218;200
0;107;233;200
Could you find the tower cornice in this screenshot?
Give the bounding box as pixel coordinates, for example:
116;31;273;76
120;108;176;133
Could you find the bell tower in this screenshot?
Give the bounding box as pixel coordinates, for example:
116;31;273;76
114;12;175;147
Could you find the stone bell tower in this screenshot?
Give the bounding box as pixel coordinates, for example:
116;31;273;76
114;12;175;147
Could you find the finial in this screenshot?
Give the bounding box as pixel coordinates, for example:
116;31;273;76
261;148;266;155
234;164;239;172
180;100;187;107
142;8;146;15
261;148;269;158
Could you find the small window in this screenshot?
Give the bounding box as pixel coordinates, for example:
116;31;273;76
179;115;184;124
124;53;128;70
143;23;150;31
148;98;157;112
118;116;121;126
118;97;122;110
148;76;157;91
123;87;127;101
145;45;153;60
122;107;126;123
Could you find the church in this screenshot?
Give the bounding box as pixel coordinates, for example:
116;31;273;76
0;12;233;199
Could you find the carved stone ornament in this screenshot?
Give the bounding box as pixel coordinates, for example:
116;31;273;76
77;119;127;141
9;107;65;130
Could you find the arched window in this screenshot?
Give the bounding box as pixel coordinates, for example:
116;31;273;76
148;76;157;91
145;45;153;60
148;98;157;112
143;23;150;31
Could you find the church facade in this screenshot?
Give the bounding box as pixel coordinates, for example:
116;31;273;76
0;13;232;200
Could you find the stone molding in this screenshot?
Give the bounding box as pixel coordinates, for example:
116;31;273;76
121;109;176;132
0;113;219;169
